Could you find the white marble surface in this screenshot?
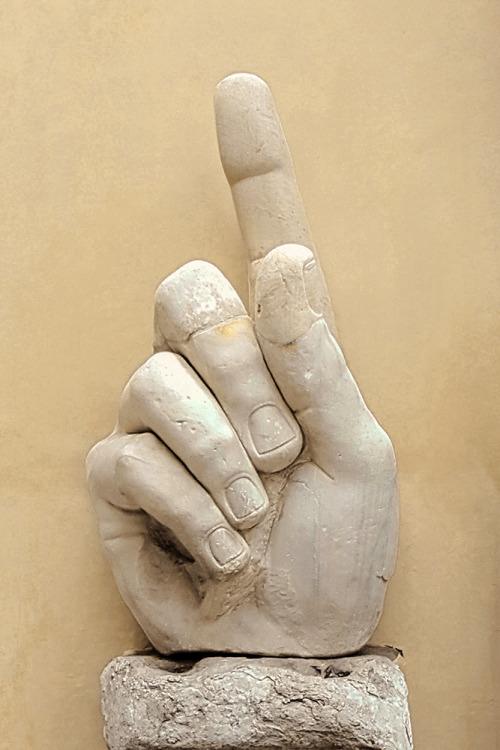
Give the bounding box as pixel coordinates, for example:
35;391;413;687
87;74;399;657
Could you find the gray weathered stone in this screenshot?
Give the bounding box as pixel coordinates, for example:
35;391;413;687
101;652;413;750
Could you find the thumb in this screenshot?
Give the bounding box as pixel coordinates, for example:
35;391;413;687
254;245;395;481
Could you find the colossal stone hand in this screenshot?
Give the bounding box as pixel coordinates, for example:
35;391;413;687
87;74;398;657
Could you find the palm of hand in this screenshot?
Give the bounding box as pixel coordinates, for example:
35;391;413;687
87;74;398;657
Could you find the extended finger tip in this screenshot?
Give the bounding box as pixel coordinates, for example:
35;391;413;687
216;72;269;93
215;73;272;113
214;72;286;185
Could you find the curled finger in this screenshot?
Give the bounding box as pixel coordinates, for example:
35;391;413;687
87;432;250;579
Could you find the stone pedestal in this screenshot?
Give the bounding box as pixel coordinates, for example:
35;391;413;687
101;649;412;749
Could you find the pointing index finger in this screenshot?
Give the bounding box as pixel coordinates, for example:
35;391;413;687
214;73;335;332
214;73;312;257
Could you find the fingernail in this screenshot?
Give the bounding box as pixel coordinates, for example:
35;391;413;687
249;404;296;455
226;477;265;520
207;527;247;566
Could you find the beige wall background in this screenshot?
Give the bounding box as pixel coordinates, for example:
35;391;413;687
1;2;499;748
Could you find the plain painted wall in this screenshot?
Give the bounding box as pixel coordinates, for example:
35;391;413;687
1;2;499;748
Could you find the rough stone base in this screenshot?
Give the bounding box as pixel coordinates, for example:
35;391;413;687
101;650;413;750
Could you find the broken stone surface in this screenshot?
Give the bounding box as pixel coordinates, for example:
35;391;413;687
101;652;413;750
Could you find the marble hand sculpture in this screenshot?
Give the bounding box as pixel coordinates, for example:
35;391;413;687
87;74;398;657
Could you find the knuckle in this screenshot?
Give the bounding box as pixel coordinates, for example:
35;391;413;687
86;436;115;499
87;433;158;508
115;453;138;493
115;433;157;490
154;261;244;344
125;357;154;399
154;274;173;313
124;352;178;402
